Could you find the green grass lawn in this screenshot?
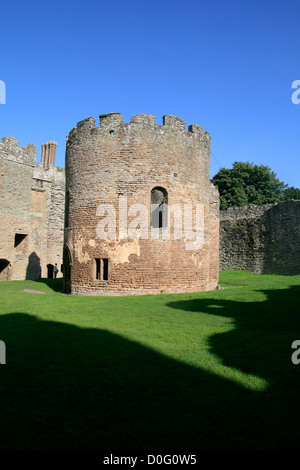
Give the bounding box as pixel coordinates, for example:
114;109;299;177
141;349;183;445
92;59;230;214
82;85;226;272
0;271;299;450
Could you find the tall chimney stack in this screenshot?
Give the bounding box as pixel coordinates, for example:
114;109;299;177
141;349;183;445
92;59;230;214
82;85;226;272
41;141;58;169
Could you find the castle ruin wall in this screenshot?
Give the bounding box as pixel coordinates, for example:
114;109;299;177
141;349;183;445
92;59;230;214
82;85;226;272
220;200;300;274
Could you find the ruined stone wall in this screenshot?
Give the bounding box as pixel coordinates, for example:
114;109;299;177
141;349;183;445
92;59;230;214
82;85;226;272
0;136;65;280
33;164;65;276
209;183;220;287
220;200;300;274
0;137;37;280
65;113;219;295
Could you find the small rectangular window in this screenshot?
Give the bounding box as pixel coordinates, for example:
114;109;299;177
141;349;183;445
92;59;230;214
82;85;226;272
95;258;109;281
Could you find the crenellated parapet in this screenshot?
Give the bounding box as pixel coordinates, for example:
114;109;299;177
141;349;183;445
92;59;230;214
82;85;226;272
66;113;211;149
65;112;212;208
0;136;37;166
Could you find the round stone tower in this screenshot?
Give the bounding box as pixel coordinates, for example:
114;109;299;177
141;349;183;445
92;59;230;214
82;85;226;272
64;113;219;295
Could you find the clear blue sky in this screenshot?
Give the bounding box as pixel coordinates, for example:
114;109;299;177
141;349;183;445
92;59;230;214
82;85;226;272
1;0;299;187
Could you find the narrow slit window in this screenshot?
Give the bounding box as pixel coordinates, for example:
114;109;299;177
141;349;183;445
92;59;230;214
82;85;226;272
103;258;108;280
96;258;101;280
65;190;70;228
159;211;163;229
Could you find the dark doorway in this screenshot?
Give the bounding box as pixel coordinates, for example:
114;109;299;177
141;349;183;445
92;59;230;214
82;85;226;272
47;264;54;279
63;247;72;293
0;259;11;281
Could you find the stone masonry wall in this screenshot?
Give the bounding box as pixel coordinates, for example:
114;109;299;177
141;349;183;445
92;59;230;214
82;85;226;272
0;136;65;280
220;200;300;274
64;113;219;295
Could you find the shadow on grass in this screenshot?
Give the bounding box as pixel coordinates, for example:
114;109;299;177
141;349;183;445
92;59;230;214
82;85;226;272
0;285;299;450
167;285;300;381
33;278;63;292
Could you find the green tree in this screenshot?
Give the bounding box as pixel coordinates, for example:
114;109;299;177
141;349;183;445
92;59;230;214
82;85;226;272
282;186;300;200
211;161;287;210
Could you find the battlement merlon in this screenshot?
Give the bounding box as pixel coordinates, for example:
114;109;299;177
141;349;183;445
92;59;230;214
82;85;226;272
66;113;211;144
100;112;123;128
0;136;37;166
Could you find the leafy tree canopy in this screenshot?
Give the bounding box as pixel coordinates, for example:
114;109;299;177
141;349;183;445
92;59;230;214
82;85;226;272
282;186;300;201
211;161;288;210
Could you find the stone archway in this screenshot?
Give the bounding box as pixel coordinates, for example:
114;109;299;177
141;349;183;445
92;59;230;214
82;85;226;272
47;264;54;279
0;259;12;281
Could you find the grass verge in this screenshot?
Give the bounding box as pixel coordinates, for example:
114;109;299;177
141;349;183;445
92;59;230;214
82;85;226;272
0;271;299;450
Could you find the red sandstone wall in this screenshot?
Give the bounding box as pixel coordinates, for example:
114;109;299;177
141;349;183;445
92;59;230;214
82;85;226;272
65;113;219;295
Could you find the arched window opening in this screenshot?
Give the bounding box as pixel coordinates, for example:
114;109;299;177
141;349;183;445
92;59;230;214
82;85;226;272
151;187;168;228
